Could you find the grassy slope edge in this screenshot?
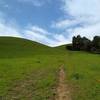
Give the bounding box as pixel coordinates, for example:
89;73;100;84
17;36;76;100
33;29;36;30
0;37;100;100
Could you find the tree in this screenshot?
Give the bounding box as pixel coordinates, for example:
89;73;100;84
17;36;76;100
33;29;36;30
80;37;91;51
91;36;100;53
92;36;100;49
67;35;100;54
72;35;82;50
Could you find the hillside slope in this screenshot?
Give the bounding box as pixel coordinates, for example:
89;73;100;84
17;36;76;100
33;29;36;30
0;37;100;100
0;37;66;58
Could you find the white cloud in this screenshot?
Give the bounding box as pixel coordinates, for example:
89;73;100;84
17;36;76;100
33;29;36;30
26;25;50;35
0;19;52;46
0;15;68;47
68;23;100;40
0;18;21;37
53;0;100;40
23;25;69;47
52;19;78;29
53;34;71;45
63;0;100;20
23;26;52;45
0;24;21;37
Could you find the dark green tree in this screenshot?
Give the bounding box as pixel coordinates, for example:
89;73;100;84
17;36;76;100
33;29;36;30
67;35;100;54
92;36;100;49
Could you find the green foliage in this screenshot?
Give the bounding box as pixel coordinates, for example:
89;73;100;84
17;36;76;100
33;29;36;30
71;73;83;80
71;35;100;53
92;36;100;50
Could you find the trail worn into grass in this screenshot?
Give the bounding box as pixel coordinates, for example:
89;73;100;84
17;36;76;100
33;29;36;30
55;66;71;100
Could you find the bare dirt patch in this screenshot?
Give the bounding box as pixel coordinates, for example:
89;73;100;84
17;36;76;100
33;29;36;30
55;66;71;100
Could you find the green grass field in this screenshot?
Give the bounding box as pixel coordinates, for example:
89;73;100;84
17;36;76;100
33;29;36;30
0;37;100;100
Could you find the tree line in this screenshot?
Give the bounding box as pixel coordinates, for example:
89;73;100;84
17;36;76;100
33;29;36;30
67;35;100;54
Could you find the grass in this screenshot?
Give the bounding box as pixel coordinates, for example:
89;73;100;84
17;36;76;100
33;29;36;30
0;37;100;100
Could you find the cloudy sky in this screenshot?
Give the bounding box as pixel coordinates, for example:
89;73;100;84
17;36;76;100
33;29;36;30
0;0;100;47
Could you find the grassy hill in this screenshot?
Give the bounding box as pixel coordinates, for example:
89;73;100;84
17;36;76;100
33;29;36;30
0;37;100;100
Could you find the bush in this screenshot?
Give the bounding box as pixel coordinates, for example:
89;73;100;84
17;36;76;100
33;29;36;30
66;45;73;50
71;73;83;80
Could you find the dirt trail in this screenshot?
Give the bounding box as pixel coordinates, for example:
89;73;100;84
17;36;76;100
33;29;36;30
55;66;71;100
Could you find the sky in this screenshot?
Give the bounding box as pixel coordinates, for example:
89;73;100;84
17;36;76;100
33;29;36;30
0;0;100;47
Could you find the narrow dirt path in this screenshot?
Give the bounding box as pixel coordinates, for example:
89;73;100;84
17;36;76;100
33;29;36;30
55;66;71;100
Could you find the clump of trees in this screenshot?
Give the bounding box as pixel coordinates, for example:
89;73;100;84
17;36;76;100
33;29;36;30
67;35;100;54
